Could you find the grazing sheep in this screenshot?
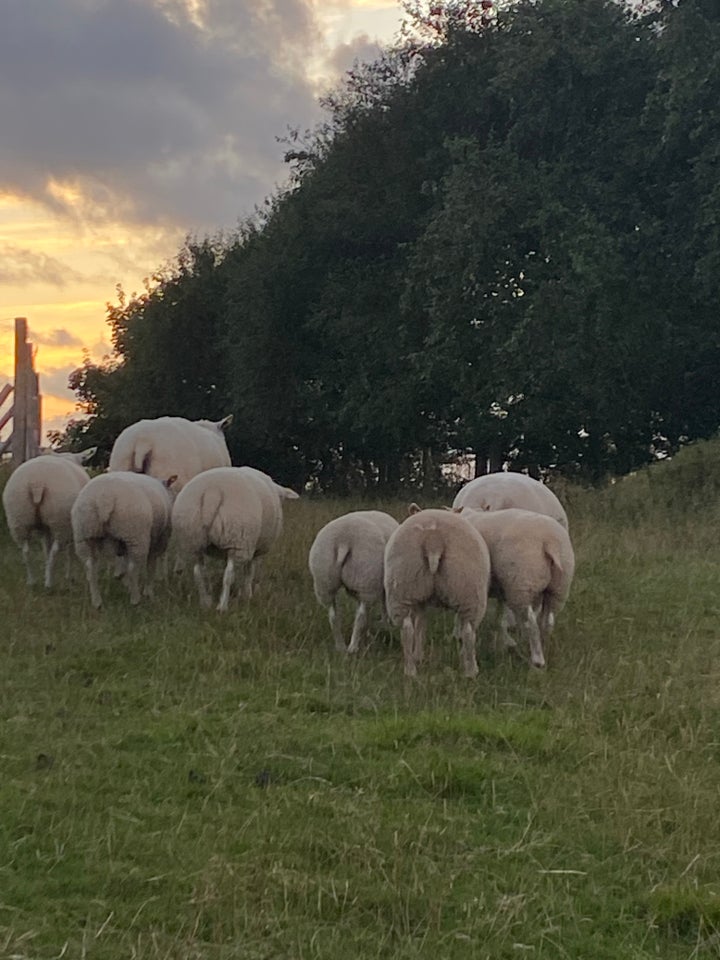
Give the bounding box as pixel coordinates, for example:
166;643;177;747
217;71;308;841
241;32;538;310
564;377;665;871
171;466;299;612
459;507;575;668
2;448;96;588
108;415;233;490
384;506;491;678
453;472;568;530
308;510;399;653
71;472;176;608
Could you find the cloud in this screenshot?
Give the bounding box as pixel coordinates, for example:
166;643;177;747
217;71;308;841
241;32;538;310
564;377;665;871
0;244;92;287
31;328;85;349
0;0;325;232
37;364;78;399
327;32;384;77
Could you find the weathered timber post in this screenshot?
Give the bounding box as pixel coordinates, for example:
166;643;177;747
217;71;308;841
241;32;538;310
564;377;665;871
10;317;40;464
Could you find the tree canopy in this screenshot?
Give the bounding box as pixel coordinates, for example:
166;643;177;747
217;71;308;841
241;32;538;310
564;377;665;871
60;0;720;488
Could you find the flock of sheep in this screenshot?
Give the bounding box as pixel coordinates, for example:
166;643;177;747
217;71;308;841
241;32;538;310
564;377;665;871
1;415;575;676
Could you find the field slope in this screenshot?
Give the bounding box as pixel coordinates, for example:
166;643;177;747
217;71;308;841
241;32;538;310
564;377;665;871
2;447;720;959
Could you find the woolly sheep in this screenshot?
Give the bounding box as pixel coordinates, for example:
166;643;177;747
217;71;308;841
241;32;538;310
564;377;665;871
453;472;568;530
2;448;96;588
459;507;575;668
108;415;233;491
308;510;399;653
71;471;176;608
384;505;491;678
171;466;299;612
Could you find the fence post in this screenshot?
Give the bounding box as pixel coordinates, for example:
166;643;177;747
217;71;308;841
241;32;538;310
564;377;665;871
10;317;41;464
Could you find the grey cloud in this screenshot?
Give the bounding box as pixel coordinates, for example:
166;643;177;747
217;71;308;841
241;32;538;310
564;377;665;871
328;32;384;78
0;0;324;231
31;328;85;349
38;365;79;398
0;244;90;287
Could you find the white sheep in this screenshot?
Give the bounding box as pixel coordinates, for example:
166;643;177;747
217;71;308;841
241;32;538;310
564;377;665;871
459;507;575;668
108;415;233;490
384;505;491;678
308;510;399;653
453;472;568;529
2;448;96;588
71;471;176;608
171;466;299;612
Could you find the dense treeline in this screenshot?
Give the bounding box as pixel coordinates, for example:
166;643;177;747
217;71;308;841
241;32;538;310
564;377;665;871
60;0;720;489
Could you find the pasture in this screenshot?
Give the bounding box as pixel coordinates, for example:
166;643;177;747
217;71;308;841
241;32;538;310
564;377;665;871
2;446;720;959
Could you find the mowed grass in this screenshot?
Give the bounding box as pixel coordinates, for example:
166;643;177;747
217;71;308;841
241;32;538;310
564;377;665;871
3;452;720;958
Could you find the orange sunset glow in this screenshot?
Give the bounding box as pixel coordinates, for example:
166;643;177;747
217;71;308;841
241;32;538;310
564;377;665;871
0;0;404;443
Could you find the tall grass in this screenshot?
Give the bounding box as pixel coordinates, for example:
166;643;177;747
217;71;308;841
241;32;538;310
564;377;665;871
2;444;720;958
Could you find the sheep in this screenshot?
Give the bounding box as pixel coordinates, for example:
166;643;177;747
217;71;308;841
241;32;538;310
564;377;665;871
108;415;233;491
308;510;399;653
384;505;491;678
453;472;568;530
71;471;176;608
2;448;96;588
458;507;575;668
171;466;299;612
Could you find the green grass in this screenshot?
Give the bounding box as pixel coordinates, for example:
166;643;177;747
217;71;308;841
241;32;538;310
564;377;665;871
3;447;720;958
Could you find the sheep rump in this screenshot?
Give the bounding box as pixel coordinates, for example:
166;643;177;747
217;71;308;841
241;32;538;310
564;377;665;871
384;507;490;677
453;472;568;530
460;507;575;668
71;471;175;608
308;510;399;653
2;449;95;588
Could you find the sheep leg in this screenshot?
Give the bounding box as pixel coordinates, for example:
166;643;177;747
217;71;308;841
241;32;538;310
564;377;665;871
519;605;545;668
193;559;213;609
401;614;418;677
538;595;557;649
328;599;346;652
83;551;103;609
143;551;159;598
499;604;517;649
217;555;236;612
347;601;368;654
413;611;426;663
44;540;60;589
21;541;36;586
125;557;143;606
240;559;255;600
459;620;479;678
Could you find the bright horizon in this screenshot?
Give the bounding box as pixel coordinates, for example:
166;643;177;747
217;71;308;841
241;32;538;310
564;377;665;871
0;0;405;442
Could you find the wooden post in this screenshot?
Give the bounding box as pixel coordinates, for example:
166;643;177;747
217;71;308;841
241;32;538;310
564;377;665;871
10;317;40;464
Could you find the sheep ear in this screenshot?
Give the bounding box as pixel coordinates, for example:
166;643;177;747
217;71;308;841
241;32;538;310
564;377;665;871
163;474;178;489
218;414;233;430
482;504;491;512
408;502;422;515
453;506;464;513
77;447;97;464
276;484;299;500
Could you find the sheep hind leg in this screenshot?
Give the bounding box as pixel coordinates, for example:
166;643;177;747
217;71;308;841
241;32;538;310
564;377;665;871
328;598;346;652
413;611;426;663
44;540;60;590
519;604;545;669
83;550;103;609
193;558;213;609
347;601;368;654
459;619;479;678
21;541;36;586
217;555;236;612
401;614;418;677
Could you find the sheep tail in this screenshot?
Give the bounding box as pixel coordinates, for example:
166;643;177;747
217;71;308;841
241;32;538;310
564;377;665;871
28;479;46;507
336;543;351;569
199;486;224;536
423;528;444;575
544;541;563;575
132;440;153;475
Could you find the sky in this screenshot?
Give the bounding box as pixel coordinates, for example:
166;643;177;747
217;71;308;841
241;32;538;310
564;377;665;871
0;0;406;442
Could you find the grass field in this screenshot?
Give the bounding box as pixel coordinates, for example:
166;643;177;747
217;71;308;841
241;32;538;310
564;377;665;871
3;446;720;959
